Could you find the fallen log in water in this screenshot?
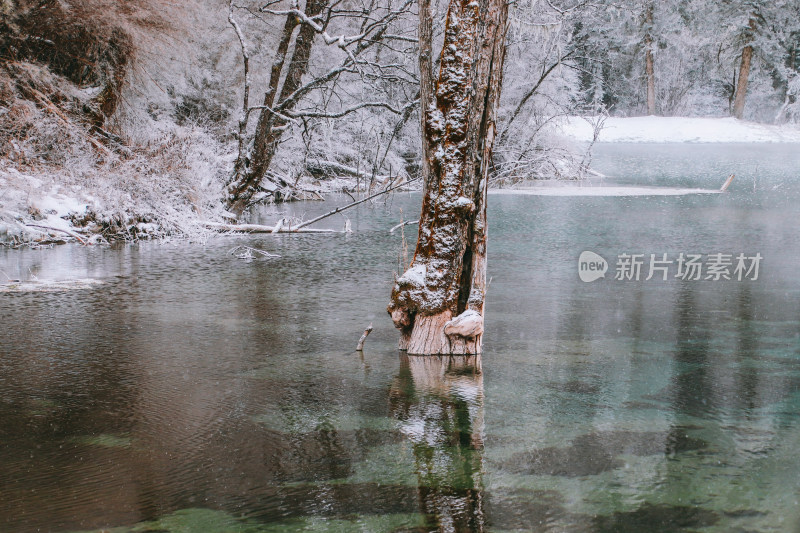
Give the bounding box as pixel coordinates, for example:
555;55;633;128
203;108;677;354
208;176;419;235
25;224;89;245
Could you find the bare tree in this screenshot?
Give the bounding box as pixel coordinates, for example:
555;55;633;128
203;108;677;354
492;0;610;185
388;0;509;355
226;0;417;214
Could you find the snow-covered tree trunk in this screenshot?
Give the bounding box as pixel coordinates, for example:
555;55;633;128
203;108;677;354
227;0;327;215
388;0;508;355
644;3;656;116
733;17;757;120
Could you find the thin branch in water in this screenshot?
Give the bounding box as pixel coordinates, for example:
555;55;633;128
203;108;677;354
390;219;419;233
356;322;373;350
229;245;281;261
293;176;418;230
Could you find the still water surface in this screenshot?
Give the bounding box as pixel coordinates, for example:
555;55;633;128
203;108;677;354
1;144;800;532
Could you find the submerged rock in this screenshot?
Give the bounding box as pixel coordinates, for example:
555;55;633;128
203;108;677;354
592;502;719;533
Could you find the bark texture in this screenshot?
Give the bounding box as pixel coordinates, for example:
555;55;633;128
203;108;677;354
732;17;757;120
388;0;508;355
644;4;656;116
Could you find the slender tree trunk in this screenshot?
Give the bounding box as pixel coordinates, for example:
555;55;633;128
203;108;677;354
227;0;328;215
388;0;508;355
644;4;656;116
417;0;434;196
733;17;757;120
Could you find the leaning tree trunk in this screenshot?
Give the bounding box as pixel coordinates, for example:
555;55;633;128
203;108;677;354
227;0;327;215
388;0;509;355
732;17;757;120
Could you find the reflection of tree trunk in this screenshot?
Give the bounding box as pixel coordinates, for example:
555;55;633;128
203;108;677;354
732;18;757;120
672;283;711;417
389;353;485;531
644;4;656;116
228;0;328;214
388;0;508;355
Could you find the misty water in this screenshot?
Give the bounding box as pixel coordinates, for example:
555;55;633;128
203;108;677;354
2;144;800;532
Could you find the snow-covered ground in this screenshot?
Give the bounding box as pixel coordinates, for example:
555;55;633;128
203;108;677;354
0;168;93;243
561;116;800;143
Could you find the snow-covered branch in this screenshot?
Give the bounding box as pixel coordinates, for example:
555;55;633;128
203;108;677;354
289;100;414;119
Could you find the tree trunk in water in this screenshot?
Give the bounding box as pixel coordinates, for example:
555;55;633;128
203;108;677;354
388;0;508;355
732;18;757;120
227;0;327;215
644;4;656;116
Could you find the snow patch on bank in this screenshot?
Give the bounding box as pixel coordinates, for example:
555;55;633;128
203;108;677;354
490;186;721;197
0;167;94;243
560;116;800;143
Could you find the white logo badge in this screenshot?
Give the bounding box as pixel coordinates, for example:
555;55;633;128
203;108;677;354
579;251;608;282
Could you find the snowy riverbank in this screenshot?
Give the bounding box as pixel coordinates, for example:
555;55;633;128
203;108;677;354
5;115;800;245
560;116;800;143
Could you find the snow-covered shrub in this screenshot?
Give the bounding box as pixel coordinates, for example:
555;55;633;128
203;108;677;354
0;0;236;241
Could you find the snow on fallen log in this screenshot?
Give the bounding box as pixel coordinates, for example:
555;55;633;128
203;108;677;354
206;177;418;235
306;160;395;182
25;224;89;245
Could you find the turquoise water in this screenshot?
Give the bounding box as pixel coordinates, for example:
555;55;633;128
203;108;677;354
1;144;799;532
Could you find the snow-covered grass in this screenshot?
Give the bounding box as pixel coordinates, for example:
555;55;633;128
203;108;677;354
0;120;233;245
560;116;800;143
